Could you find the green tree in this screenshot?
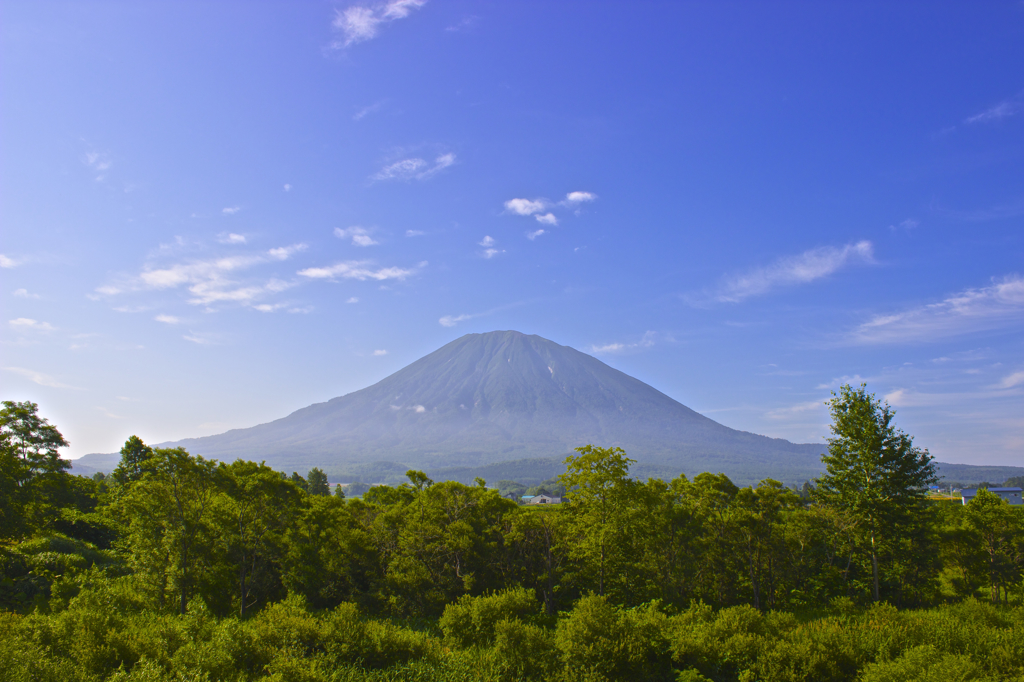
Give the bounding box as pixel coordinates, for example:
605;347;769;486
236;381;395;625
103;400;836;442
218;460;301;616
0;401;71;535
110;435;154;486
307;467;330;496
558;445;639;600
815;384;936;602
962;488;1023;603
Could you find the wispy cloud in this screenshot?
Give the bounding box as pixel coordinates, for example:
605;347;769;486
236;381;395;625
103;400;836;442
564;191;597;204
535;213;558;226
406;230;425;237
154;314;180;324
373;152;455;181
505;198;548;216
329;0;426;49
347;297;359;304
851;275;1024;344
9;318;56;332
13;288;39;299
965;95;1022;124
298;260;424;281
694;241;874;305
997;371;1024;389
354;100;386;120
588;331;660;355
526;229;545;240
764;400;827;421
83;151;112;181
182;331;221;345
439;313;474;327
283;183;292;192
335;226;379;246
445;15;477;32
222;206;241;215
3;366;80;390
219;233;247;244
373;349;388;356
95;243;307;310
0;254;21;268
889;218;918;231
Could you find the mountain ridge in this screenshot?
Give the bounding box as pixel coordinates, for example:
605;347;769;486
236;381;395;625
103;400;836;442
68;331;1018;486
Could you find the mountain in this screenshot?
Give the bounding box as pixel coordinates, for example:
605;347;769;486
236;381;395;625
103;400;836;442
132;331;828;484
68;331;1024;486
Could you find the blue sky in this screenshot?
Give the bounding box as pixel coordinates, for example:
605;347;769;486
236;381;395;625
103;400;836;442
2;1;1023;466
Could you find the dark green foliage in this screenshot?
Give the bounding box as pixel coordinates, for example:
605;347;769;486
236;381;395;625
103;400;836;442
307;468;330;496
4;401;1024;681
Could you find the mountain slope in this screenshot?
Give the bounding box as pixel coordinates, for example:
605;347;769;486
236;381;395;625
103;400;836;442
153;331;826;483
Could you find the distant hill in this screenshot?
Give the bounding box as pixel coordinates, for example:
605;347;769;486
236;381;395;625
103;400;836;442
68;330;1019;487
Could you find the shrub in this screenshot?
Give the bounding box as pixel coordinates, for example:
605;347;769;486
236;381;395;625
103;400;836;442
439;587;539;648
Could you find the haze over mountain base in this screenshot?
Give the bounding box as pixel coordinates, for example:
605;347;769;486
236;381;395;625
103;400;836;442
70;331;1024;486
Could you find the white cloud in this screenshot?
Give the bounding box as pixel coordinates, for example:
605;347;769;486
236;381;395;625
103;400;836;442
439;313;472;327
222;206;241;215
298;260;423;281
765;400;826;420
700;241;875;304
482;249;503;258
851;275;1024;344
505;198;547;216
220;233;247;244
565;191;597;203
98;245;306;309
330;0;426;48
411;404;426;413
347;297;359;303
354;101;385;120
588;331;658;355
965;98;1021;125
534;213;558;226
373;349;388;356
13;288;39;299
479;236;495;247
406;230;425;237
373;153;455;181
0;254;20;268
9;318;56;332
526;229;545;240
154;314;180;324
889;218;918;231
283;183;292;192
83;151;112;181
2;366;79;390
335;226;379;246
998;371;1024;389
183;331;217;345
268;243;308;260
253;303;287;312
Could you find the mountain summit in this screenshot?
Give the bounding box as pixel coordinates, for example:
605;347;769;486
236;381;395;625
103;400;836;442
154;331;825;482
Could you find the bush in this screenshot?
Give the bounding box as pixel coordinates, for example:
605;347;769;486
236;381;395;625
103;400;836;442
555;595;672;682
439;587;539;648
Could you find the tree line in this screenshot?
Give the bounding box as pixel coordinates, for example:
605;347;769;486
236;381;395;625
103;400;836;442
1;385;1023;681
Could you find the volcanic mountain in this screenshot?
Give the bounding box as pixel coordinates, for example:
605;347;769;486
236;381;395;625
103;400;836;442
126;330;825;484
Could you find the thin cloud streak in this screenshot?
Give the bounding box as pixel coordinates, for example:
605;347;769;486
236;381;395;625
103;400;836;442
373;153;455;181
298;260;425;281
850;275;1024;344
3;366;80;389
694;241;874;305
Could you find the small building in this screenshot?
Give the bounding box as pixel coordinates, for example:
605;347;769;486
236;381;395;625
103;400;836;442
960;487;1023;505
526;494;561;505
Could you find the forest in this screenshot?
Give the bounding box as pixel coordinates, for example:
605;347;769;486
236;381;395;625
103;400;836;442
1;386;1023;682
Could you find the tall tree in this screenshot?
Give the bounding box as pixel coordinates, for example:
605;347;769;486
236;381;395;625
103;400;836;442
558;445;638;600
111;435;154;486
0;401;71;534
307;467;330;496
815;384;936;601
